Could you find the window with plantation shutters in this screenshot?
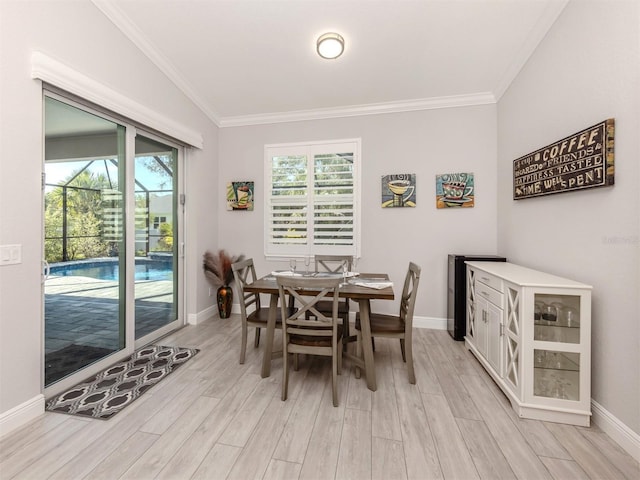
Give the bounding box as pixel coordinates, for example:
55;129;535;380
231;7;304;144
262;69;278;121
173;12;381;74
264;139;361;258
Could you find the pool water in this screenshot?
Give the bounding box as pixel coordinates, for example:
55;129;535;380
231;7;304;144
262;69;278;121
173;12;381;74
50;261;173;281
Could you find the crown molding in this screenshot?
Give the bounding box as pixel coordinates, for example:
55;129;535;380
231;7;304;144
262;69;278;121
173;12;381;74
217;93;497;128
92;0;222;127
31;51;204;148
493;0;569;101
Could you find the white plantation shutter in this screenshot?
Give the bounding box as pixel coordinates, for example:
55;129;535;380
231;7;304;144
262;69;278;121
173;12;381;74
265;139;360;258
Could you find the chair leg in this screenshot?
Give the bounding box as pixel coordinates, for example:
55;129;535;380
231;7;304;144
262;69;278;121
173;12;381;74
240;322;248;364
282;344;289;401
254;327;261;347
405;337;416;384
400;338;406;362
332;346;339;407
355;331;362;379
342;314;350;351
293;353;299;371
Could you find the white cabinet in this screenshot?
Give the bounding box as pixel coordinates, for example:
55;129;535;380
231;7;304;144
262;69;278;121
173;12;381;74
465;261;592;427
470;274;503;375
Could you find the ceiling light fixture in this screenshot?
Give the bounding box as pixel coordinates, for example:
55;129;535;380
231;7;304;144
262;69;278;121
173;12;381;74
317;32;345;59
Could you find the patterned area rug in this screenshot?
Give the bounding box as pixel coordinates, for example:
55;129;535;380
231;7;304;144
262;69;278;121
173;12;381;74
46;345;199;420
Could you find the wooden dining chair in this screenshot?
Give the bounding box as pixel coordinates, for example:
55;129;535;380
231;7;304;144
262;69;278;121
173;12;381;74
277;275;343;407
355;262;421;384
232;258;291;364
309;255;353;346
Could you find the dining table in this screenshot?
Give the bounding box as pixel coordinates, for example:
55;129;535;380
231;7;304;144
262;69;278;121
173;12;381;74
243;272;395;392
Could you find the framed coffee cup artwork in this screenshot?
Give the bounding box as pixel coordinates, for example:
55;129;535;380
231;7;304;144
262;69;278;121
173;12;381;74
436;172;474;209
227;181;254;211
381;174;416;208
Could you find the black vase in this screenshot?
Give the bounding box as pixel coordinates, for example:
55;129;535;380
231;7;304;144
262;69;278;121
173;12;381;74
217;285;233;319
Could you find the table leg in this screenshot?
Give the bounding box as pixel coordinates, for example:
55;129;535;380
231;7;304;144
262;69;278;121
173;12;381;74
358;298;377;391
261;293;279;378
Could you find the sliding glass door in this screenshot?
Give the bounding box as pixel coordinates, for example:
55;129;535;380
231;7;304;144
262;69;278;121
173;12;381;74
43;94;183;393
134;135;180;345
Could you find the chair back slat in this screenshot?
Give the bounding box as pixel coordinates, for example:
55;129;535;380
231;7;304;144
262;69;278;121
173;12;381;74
398;262;421;328
277;276;341;333
232;258;262;315
314;255;353;274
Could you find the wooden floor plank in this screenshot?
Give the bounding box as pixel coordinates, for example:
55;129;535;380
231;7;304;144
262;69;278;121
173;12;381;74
191;443;242;480
544;422;628;480
298;373;348;480
273;359;329;463
335;408;372;480
263;458;303;480
393;367;443;480
0;412;69;463
372;436;408;480
455;418;516;480
421;393;480;480
82;431;159;480
217;380;280;447
139;376;213;435
0;417;88;479
154;373;262;480
120;395;219;480
578;428;640;480
539;456;590;480
461;373;553;480
226;395;294;480
412;339;444;396
427;343;482;421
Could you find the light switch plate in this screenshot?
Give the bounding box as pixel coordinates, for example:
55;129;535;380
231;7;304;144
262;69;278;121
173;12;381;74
0;244;22;266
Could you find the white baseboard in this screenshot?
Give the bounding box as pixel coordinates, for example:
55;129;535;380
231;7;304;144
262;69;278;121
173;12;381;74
345;313;447;330
188;305;217;325
413;315;447;330
190;304;244;325
591;399;640;462
0;394;45;439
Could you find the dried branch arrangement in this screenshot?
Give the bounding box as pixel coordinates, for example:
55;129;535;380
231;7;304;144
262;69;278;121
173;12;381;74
203;250;244;287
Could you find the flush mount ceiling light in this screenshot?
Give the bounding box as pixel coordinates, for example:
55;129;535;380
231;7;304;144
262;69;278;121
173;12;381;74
317;32;345;59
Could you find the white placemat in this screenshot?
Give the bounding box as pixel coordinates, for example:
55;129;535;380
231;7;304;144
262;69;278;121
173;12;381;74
351;280;393;289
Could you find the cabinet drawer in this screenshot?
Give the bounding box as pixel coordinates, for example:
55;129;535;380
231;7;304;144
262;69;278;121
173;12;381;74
475;272;503;292
475;280;503;307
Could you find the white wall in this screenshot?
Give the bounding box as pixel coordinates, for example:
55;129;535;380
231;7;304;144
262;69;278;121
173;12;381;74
0;0;218;424
497;0;639;438
218;105;499;320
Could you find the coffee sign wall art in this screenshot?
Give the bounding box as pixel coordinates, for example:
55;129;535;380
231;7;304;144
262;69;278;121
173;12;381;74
226;181;254;211
436;172;474;209
381;174;416;208
513;119;615;200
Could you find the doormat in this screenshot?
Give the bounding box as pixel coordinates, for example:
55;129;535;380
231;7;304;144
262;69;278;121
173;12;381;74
45;344;116;386
45;345;199;420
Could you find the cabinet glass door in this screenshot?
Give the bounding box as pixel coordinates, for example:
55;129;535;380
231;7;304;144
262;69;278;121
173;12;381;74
533;293;581;401
534;294;580;343
534;350;580;400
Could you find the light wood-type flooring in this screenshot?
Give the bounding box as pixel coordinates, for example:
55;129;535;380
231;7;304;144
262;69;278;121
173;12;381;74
1;315;638;480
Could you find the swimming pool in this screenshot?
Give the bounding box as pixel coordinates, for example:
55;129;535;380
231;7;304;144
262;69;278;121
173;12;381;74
49;259;173;281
